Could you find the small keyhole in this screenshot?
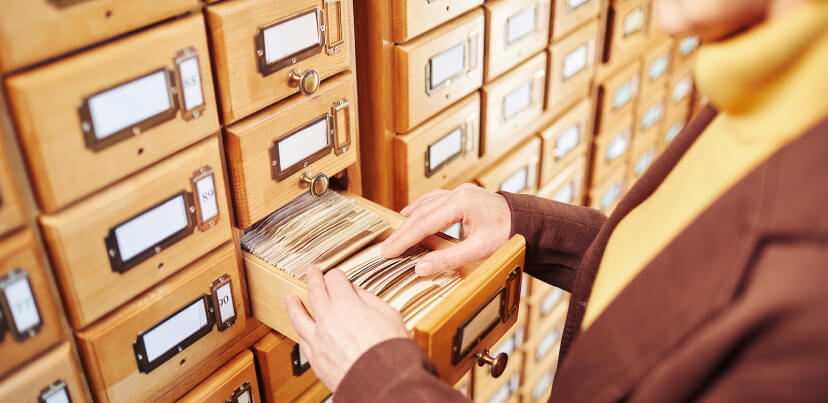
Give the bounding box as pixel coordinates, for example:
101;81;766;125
179;359;186;366
137;148;144;155
105;10;112;18
446;5;450;12
157;262;164;270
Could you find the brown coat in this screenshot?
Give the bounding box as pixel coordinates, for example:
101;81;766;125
335;106;828;402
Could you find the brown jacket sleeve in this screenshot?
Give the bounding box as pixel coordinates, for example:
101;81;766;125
499;192;606;292
334;338;470;403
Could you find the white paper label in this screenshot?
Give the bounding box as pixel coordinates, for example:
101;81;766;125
555;124;581;159
298;347;309;366
649;55;668;81
536;328;561;360
263;11;319;64
606;131;630;161
563;44;588;80
461;292;502;352
503;82;532;120
666;121;685;144
215;282;235;324
195;174;218;222
499;167;528;194
680;37;699;56
3;274;40;334
532;369;556;400
442;222;462;240
88;70;172;140
490;383;511;403
553;182;575;204
322;395;333;403
568;0;589;9
430;42;466;90
43;386;70;403
494;334;517;356
634;149;656;176
642;102;664;130
143;298;209;362
237;389;253;403
114;194;190;262
507;6;537;45
541;288;564;316
178;57;203;111
673;76;692;102
613;80;635;109
601;182;623;211
279;118;330;171
429;127;463;172
623;7;645;37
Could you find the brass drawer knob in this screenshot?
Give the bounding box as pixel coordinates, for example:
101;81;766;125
476;348;508;378
301;171;329;197
289;68;321;96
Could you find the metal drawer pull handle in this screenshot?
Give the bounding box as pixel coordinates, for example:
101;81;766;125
301;171;329;197
289;68;321;95
476;348;508;378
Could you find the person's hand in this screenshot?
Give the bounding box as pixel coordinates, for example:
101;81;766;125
380;183;511;276
285;266;409;392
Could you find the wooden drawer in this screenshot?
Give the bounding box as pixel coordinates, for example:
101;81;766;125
177;350;260;403
206;0;353;124
392;92;481;211
224;72;358;229
537;156;587;206
539;99;591;186
673;36;700;69
295;382;332;403
628;130;658;184
547;21;598;115
0;0;197;73
245;192;526;385
521;364;557;403
481;52;547;157
0;140;25;238
0;342;88;403
474;306;527;394
527;282;566;334
252;332;319;403
660;100;689;151
604;0;651;64
476;361;522;403
476;137;542;195
76;243;247;403
551;0;601;42
592;113;633;184
589;165;627;214
637;88;666;142
595;61;640;135
523;302;566;379
454;370;472;399
394;9;485;133
5;15;219;213
484;0;551;82
640;40;672;100
40;136;231;329
392;0;483;43
0;230;65;379
669;65;694;110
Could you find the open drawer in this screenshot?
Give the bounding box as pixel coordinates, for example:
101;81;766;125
243;190;526;385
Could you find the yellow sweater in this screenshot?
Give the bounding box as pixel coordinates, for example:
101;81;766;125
583;1;828;329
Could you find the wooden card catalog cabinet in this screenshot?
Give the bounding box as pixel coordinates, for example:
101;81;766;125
524;302;566;378
224;72;358;229
595;61;640;135
660;101;689;151
392;92;481;210
641;40;673;100
393;9;485;133
550;0;601;42
481;52;547;157
474;306;527;396
392;0;483;43
484;0;551;81
39;136;232;328
538;156;587;206
0;343;88;403
476;138;542;195
207;0;353;123
454;370;472;399
589;167;626;214
252;332;320;403
547;21;598;115
76;243;246;403
592;113;633;183
628;131;658;184
177;350;260;403
673;36;700;68
0;141;25;238
0;230;64;379
604;0;651;64
477;365;522;403
637;89;666;142
669;65;694;111
522;365;556;403
294;382;332;403
0;0;197;72
528;283;566;332
5;15;218;213
538;100;591;186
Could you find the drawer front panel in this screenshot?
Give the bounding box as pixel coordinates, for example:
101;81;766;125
206;0;353;123
537;156;587;207
6;15;219;212
252;332;319;403
484;0;551;81
473;306;527;392
77;243;246;403
605;0;651;63
547;21;597;115
0;0;197;72
0;343;88;403
394;9;485;133
595;61;641;135
539;99;591;186
40;136;232;328
392;0;483;43
177;350;260;403
673;36;700;69
0;230;65;379
481;52;547;157
589;165;627;214
0;140;25;238
669;65;694;108
477;137;542;195
225;72;358;229
628;131;659;184
592;113;633;183
637;89;666;142
551;0;601;42
392;92;481;210
524;303;566;378
641;40;673;100
660;100;690;151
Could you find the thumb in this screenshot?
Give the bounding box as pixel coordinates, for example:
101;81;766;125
414;236;490;276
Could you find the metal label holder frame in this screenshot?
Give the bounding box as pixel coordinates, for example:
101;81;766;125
210;274;237;331
291;343;311;376
255;7;326;76
173;47;207;121
0;268;44;342
80;68;179;152
331;98;352;155
38;379;71;403
424;125;465;178
191;166;220;232
232;382;253;403
505;4;540;47
325;0;345;55
270;114;334;181
425;41;467;96
105;191;197;274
